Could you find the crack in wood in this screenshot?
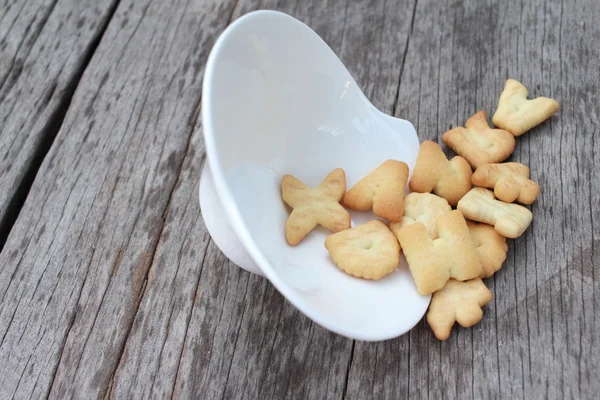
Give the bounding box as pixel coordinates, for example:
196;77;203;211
0;0;122;252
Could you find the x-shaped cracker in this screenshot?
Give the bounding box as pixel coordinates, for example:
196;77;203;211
457;187;532;239
492;79;559;136
442;110;515;168
409;141;472;206
281;168;351;245
472;162;540;204
427;278;492;340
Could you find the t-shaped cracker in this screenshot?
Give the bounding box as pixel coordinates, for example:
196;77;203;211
325;220;400;280
467;221;508;279
395;210;483;295
427;278;492;340
409;141;472;206
389;192;451;240
343;160;409;222
457;188;533;239
472;162;540;204
282;168;351;245
492;79;559;136
442;110;516;168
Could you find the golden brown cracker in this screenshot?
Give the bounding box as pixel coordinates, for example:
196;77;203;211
467;221;508;279
442;110;515;168
492;79;559;136
389;192;451;240
457;187;533;239
325;220;400;280
395;210;483;295
472;162;540;204
282;168;351;245
343;160;409;222
427;278;492;340
409;141;472;206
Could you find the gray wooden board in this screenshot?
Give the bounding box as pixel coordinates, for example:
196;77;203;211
0;0;598;399
0;0;119;245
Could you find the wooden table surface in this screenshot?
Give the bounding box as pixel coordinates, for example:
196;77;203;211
1;0;598;398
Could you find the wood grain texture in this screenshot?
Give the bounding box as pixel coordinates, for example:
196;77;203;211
347;0;600;398
0;0;119;246
0;0;598;398
0;0;238;397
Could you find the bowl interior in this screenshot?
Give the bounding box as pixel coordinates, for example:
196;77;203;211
203;10;429;340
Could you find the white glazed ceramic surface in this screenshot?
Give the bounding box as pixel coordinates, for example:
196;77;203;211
201;10;430;341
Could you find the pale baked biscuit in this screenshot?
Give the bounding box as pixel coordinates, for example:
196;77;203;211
472;162;540;204
343;160;409;222
492;79;559;136
409;141;472;206
457;187;533;239
282;168;351;245
395;210;483;295
325;220;400;280
427;278;492;340
467;221;508;279
442;110;515;168
389;193;451;240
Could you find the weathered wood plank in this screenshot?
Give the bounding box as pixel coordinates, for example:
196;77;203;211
0;0;239;398
0;0;598;398
346;0;600;398
0;0;119;247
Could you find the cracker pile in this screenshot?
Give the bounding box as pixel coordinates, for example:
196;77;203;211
280;79;558;340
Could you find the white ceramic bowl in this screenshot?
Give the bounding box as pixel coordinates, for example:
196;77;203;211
200;10;430;341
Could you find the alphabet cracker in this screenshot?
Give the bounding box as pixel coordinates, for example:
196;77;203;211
281;168;351;245
492;79;559;136
409;141;472;206
395;210;483;295
457;188;533;239
442;110;515;168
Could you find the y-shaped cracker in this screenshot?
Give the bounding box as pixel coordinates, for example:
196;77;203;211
492;79;559;136
467;221;508;279
343;160;409;222
472;162;540;204
409;141;472;206
442;110;515;168
395;210;482;295
325;220;400;280
427;278;492;340
389;193;451;240
282;168;351;245
457;188;532;239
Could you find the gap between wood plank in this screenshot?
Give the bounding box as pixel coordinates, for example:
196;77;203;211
0;0;122;252
391;0;418;118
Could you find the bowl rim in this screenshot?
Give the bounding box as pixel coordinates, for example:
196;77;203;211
201;9;423;341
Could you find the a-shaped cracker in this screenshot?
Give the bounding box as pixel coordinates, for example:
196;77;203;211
427;278;492;340
409;141;472;206
343;160;409;222
457;188;533;239
389;193;451;240
395;210;482;295
492;79;559;136
467;221;508;279
442;110;515;168
472;162;540;204
325;220;400;280
282;168;351;245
